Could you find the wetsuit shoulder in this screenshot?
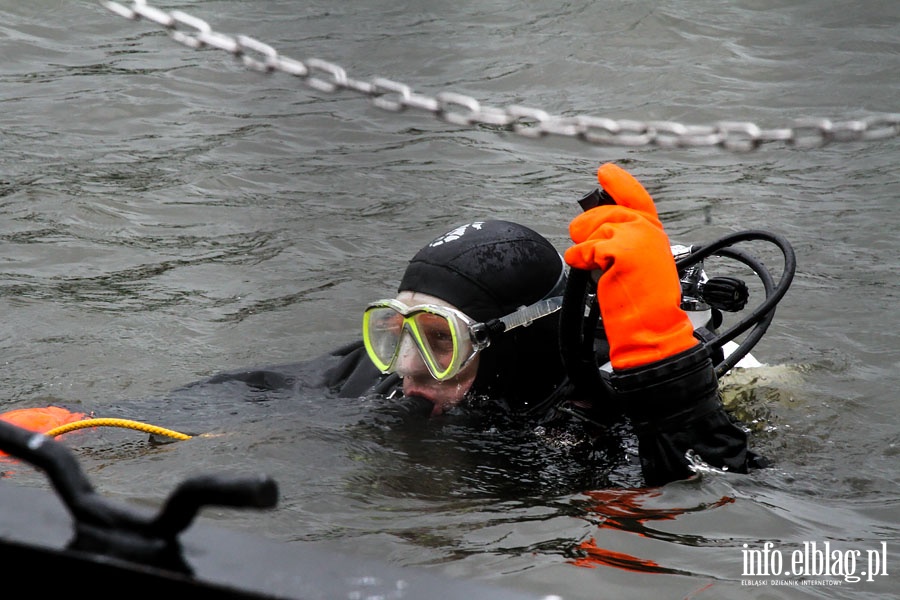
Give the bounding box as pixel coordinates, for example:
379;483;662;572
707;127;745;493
177;340;396;399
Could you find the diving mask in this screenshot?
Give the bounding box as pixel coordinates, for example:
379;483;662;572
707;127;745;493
362;296;563;381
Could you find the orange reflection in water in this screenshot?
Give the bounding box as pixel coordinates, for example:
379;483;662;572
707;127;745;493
570;487;735;573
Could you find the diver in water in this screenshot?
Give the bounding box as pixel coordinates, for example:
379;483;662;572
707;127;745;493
2;163;777;487
199;162;768;486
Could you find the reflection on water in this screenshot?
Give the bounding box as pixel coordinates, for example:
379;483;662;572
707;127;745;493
570;487;736;574
1;1;898;598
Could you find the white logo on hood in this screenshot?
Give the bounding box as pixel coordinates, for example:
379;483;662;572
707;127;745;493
428;222;485;248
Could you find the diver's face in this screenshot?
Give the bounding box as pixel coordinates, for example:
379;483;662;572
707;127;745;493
393;291;480;416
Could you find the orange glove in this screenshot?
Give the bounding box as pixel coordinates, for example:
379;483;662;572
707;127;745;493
564;163;697;370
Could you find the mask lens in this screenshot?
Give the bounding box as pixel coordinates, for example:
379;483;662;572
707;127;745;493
363;306;405;371
411;311;459;374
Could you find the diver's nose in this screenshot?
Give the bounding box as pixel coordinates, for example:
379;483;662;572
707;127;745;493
393;332;429;377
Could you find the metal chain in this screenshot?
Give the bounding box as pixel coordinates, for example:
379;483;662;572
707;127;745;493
102;0;899;152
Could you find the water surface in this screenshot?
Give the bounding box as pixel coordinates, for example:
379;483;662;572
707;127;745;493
1;1;898;598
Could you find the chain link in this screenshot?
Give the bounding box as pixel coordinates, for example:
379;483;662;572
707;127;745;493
102;0;899;152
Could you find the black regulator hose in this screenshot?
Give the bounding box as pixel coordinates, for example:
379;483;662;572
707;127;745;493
559;267;603;391
676;229;796;377
700;245;778;376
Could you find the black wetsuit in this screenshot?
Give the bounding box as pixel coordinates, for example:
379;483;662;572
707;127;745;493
185;336;764;489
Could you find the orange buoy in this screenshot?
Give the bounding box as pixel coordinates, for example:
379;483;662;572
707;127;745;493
0;406;86;458
0;406;86;433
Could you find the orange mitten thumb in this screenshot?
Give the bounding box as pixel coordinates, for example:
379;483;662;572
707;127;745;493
564;163;697;370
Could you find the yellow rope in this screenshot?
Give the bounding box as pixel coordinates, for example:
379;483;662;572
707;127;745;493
44;418;192;441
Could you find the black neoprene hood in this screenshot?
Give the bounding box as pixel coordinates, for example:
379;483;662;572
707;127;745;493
397;220;564;322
